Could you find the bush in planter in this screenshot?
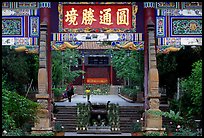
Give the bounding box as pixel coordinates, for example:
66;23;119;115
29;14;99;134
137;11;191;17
54;122;64;132
120;87;138;101
54;122;65;136
131;119;143;136
53;88;65;100
132;120;142;132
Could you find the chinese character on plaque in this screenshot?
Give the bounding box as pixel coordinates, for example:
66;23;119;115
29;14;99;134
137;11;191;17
81;8;97;25
65;8;78;25
99;8;113;25
117;8;129;26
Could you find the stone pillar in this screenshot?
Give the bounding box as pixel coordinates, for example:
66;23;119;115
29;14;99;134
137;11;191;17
31;22;53;134
143;2;156;111
142;19;165;135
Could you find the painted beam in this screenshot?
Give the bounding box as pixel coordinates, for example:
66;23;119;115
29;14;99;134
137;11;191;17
51;33;143;41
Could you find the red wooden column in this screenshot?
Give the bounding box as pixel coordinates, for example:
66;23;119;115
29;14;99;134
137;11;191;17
110;65;113;85
40;2;52;111
143;2;156;111
110;54;113;85
82;53;85;85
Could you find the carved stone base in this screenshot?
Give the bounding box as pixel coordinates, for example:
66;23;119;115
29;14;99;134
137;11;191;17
142;127;165;135
31;109;53;134
36;94;49;99
145;109;163;128
31;127;53;134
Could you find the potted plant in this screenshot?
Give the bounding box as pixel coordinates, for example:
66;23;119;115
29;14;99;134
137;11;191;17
131;120;143;136
54;122;64;136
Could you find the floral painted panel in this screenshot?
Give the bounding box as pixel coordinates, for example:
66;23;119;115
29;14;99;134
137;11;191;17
29;16;40;37
170;17;202;37
2;17;24;36
156;16;165;37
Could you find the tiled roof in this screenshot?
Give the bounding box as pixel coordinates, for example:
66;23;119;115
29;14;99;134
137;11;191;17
77;42;118;50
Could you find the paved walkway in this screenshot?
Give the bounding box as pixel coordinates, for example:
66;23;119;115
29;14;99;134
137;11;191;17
55;94;144;107
55;94;169;107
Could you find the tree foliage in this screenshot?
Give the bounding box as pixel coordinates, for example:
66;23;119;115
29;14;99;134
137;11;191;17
107;49;144;90
2;47;38;94
52;49;84;88
180;59;202;117
157;52;177;75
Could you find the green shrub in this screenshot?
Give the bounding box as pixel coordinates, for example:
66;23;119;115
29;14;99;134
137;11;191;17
143;132;167;136
30;132;54;136
2;87;40;131
3;128;26;136
120;87;139;98
131;120;142;132
180;60;202;117
53;87;65;97
173;127;199;136
54;122;64;132
84;84;110;95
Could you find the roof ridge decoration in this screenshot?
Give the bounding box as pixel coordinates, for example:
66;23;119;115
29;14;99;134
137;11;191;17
51;41;82;51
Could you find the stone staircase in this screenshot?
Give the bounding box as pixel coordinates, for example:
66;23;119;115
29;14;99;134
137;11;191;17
54;105;169;133
54;106;77;132
119;106;144;133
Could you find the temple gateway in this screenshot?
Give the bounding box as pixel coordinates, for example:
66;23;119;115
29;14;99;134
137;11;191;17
2;2;202;135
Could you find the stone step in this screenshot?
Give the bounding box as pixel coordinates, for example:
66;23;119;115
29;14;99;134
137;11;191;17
63;125;77;128
56;110;77;113
54;106;78;132
56;119;77;124
119;111;141;114
55;114;77;119
56;106;76;110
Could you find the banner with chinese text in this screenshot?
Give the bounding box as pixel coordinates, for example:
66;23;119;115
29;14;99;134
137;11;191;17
58;2;137;33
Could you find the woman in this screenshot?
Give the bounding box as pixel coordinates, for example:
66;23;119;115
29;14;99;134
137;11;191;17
85;87;91;102
66;83;74;102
